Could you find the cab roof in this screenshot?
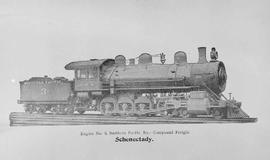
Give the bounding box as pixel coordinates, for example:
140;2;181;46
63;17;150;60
65;59;115;70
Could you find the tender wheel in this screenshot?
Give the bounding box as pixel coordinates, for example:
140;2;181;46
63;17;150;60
24;104;34;114
60;105;73;115
56;107;62;114
66;107;75;115
37;105;46;114
51;105;62;114
51;106;58;114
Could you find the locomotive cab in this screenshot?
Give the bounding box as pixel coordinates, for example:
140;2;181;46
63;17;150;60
74;67;100;90
65;59;115;92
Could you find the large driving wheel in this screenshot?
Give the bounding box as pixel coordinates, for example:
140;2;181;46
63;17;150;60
134;96;153;115
100;96;117;115
117;95;134;115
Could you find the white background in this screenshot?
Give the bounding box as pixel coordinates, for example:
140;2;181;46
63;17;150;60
0;0;269;159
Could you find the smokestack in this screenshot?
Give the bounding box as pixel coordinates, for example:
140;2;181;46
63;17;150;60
198;47;208;63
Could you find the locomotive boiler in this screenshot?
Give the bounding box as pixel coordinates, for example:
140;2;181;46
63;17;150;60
18;47;249;119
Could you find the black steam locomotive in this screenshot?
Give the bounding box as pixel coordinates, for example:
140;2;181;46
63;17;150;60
17;47;249;119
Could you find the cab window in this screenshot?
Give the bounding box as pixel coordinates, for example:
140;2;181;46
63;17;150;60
76;67;99;79
76;70;88;79
89;67;98;79
80;70;88;78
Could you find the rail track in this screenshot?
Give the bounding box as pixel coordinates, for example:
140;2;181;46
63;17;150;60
9;112;257;126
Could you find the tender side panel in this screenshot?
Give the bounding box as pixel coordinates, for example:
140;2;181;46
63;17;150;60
20;80;72;102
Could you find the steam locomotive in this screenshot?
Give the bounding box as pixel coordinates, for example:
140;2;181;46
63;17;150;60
17;47;249;119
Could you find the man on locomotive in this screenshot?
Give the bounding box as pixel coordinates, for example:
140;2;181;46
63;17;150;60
210;47;218;61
